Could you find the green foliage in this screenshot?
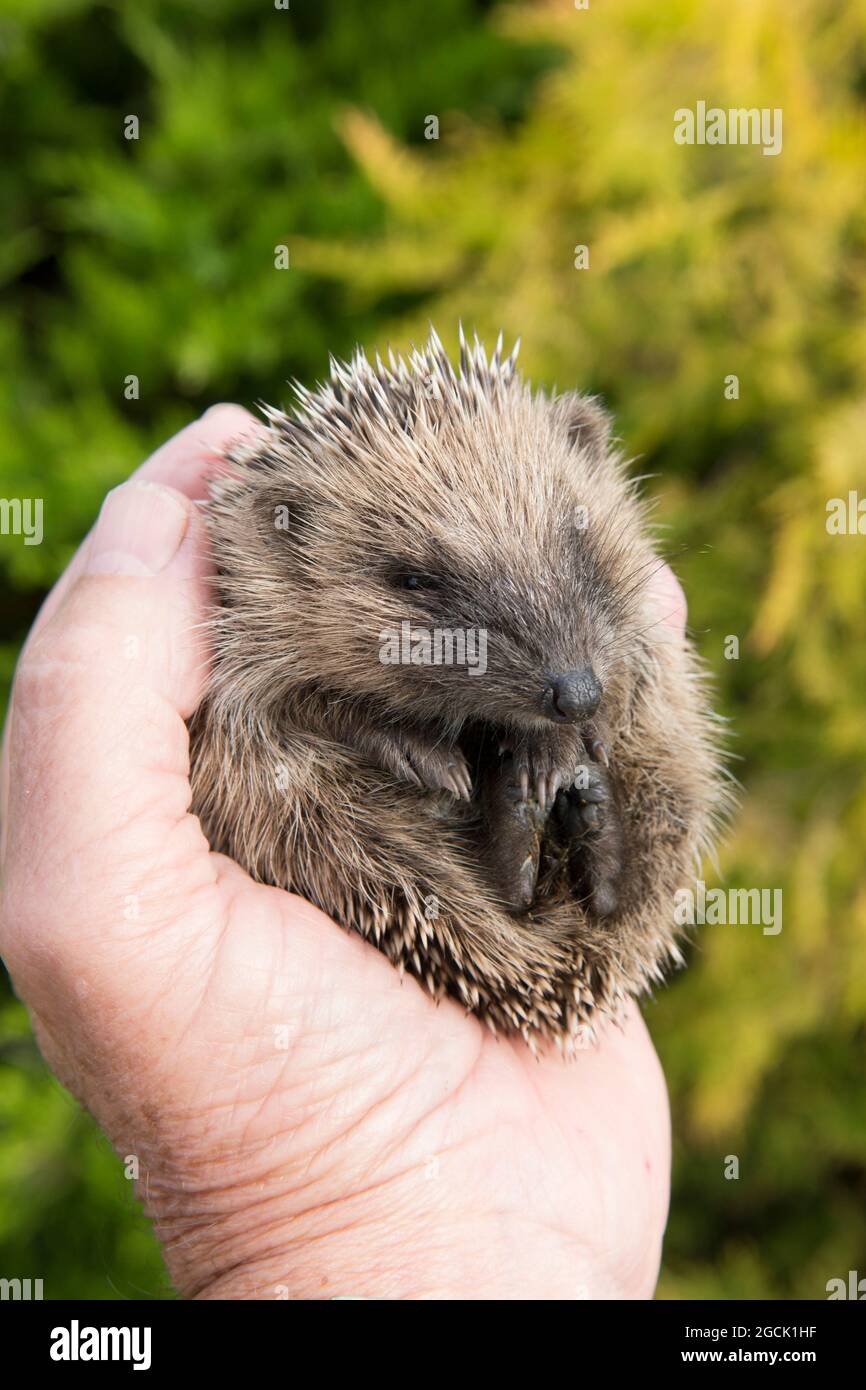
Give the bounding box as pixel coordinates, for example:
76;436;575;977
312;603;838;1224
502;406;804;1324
2;0;865;1299
0;0;554;623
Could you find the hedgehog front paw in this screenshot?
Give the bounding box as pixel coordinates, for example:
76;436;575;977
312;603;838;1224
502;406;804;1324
387;731;472;801
503;727;587;811
481;753;549;912
554;760;624;919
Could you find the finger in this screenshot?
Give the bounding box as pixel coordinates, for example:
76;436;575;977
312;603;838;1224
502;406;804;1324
645;561;687;639
136;402;260;498
0;477;217;990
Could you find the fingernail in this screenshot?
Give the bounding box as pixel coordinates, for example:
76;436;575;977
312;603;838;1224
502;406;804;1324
85;481;190;576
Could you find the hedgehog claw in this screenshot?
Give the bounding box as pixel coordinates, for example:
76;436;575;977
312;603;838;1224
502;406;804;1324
454;764;473;800
444;762;473;801
588;737;609;768
509;727;585;810
392;733;472;800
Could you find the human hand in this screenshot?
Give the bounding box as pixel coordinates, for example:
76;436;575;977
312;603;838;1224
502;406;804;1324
0;407;681;1300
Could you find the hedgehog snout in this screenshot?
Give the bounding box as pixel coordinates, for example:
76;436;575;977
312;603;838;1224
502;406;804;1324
541;667;602;722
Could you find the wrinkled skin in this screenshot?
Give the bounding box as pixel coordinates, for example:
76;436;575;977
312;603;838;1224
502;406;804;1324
0;407;681;1299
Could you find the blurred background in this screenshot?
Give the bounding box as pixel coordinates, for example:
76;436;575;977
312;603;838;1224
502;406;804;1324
2;0;865;1299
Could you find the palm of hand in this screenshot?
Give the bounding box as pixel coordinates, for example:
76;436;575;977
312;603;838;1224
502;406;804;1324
1;407;672;1299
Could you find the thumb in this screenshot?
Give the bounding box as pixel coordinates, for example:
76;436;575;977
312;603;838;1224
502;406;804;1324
1;478;217;999
80;477;208;711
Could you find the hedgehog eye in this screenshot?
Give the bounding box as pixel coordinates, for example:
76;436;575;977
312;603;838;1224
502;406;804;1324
389;569;440;592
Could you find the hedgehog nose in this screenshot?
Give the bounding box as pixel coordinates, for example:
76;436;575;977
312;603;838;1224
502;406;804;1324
546;667;602;722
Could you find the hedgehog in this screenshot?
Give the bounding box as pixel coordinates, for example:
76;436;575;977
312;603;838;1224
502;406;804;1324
188;329;725;1051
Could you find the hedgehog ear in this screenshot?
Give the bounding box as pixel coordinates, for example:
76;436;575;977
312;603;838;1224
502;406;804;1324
562;394;612;467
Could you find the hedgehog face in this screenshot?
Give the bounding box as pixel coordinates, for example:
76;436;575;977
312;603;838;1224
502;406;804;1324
218;333;651;739
358;525;626;735
241;454;643;745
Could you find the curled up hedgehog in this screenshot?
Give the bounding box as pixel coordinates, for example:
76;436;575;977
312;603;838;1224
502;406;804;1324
188;330;725;1051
